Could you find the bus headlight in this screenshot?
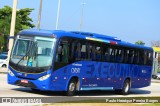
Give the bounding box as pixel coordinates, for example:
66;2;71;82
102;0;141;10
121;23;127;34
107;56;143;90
8;69;14;76
38;74;51;81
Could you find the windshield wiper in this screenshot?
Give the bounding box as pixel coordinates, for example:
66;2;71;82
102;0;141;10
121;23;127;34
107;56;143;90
16;41;34;65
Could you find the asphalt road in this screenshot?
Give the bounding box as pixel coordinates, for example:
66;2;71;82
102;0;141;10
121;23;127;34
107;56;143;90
0;73;160;98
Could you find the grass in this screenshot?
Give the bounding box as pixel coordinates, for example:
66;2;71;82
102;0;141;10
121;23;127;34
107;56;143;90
59;97;160;103
42;103;160;106
41;97;160;106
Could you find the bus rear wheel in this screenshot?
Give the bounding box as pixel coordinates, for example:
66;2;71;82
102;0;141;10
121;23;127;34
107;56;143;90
120;79;130;95
66;79;77;96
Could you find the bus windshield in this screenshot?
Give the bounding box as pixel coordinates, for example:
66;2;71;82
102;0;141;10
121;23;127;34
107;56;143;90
10;36;56;68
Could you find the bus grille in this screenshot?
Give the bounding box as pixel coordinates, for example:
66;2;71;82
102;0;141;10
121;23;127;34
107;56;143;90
15;80;37;88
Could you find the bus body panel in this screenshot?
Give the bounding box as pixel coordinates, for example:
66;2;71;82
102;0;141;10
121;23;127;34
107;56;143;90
8;61;152;91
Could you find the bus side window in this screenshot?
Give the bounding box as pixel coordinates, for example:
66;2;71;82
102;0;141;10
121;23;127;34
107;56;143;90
92;44;96;60
147;52;153;66
115;48;119;62
115;48;124;63
129;50;134;64
87;43;96;61
120;49;124;63
135;50;141;64
110;48;115;62
55;44;62;62
62;44;69;63
144;51;147;65
115;48;122;63
56;40;69;63
71;41;79;61
103;45;110;62
133;50;138;64
87;43;92;60
139;50;145;65
124;49;129;63
72;41;81;61
137;51;140;64
81;44;87;60
71;41;76;61
95;46;101;61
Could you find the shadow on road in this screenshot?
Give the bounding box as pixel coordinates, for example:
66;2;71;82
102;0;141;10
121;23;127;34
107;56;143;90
129;89;151;95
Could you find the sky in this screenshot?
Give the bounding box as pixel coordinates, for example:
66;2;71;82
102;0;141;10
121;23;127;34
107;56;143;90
0;0;160;47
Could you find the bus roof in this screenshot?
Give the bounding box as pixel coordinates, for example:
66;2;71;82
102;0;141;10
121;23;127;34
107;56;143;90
18;29;153;51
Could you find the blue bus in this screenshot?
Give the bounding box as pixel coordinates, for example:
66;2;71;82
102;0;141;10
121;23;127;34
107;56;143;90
8;29;153;96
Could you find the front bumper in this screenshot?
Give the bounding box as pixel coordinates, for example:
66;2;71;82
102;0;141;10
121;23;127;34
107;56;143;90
8;73;50;90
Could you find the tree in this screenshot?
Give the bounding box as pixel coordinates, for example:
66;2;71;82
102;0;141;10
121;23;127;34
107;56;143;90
0;6;35;52
151;41;160;47
135;40;145;45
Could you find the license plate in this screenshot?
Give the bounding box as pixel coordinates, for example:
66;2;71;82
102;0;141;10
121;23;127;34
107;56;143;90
21;80;28;84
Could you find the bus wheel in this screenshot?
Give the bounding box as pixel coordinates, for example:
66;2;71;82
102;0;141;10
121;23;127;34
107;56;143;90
120;79;130;95
66;79;77;96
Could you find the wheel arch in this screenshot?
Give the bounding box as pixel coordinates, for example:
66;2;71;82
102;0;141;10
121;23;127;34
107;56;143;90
65;76;80;91
122;77;131;88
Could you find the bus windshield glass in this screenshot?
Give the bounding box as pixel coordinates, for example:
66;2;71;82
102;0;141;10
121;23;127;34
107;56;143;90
10;36;56;67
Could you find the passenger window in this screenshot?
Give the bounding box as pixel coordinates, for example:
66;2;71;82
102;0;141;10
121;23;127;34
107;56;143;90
62;44;69;62
139;50;145;65
110;48;115;62
56;39;69;63
128;50;134;64
115;48;124;63
87;43;94;60
95;46;101;61
103;46;110;62
91;44;96;60
124;49;129;63
144;51;147;65
56;45;62;62
133;50;140;64
81;44;87;60
147;52;153;66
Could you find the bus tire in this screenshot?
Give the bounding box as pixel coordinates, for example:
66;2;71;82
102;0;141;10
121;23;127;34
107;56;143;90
120;79;130;95
66;79;77;96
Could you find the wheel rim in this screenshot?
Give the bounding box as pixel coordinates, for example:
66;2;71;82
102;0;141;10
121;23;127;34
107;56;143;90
124;82;129;93
69;83;75;92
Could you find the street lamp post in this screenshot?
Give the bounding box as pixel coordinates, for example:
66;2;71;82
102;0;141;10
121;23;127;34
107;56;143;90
56;0;61;30
79;2;86;31
7;0;18;67
37;0;43;30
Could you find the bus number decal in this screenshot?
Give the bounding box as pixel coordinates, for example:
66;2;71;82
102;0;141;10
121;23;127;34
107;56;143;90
71;68;80;73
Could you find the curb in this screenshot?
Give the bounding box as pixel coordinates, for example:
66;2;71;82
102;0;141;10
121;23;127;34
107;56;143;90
0;72;7;74
0;68;7;74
